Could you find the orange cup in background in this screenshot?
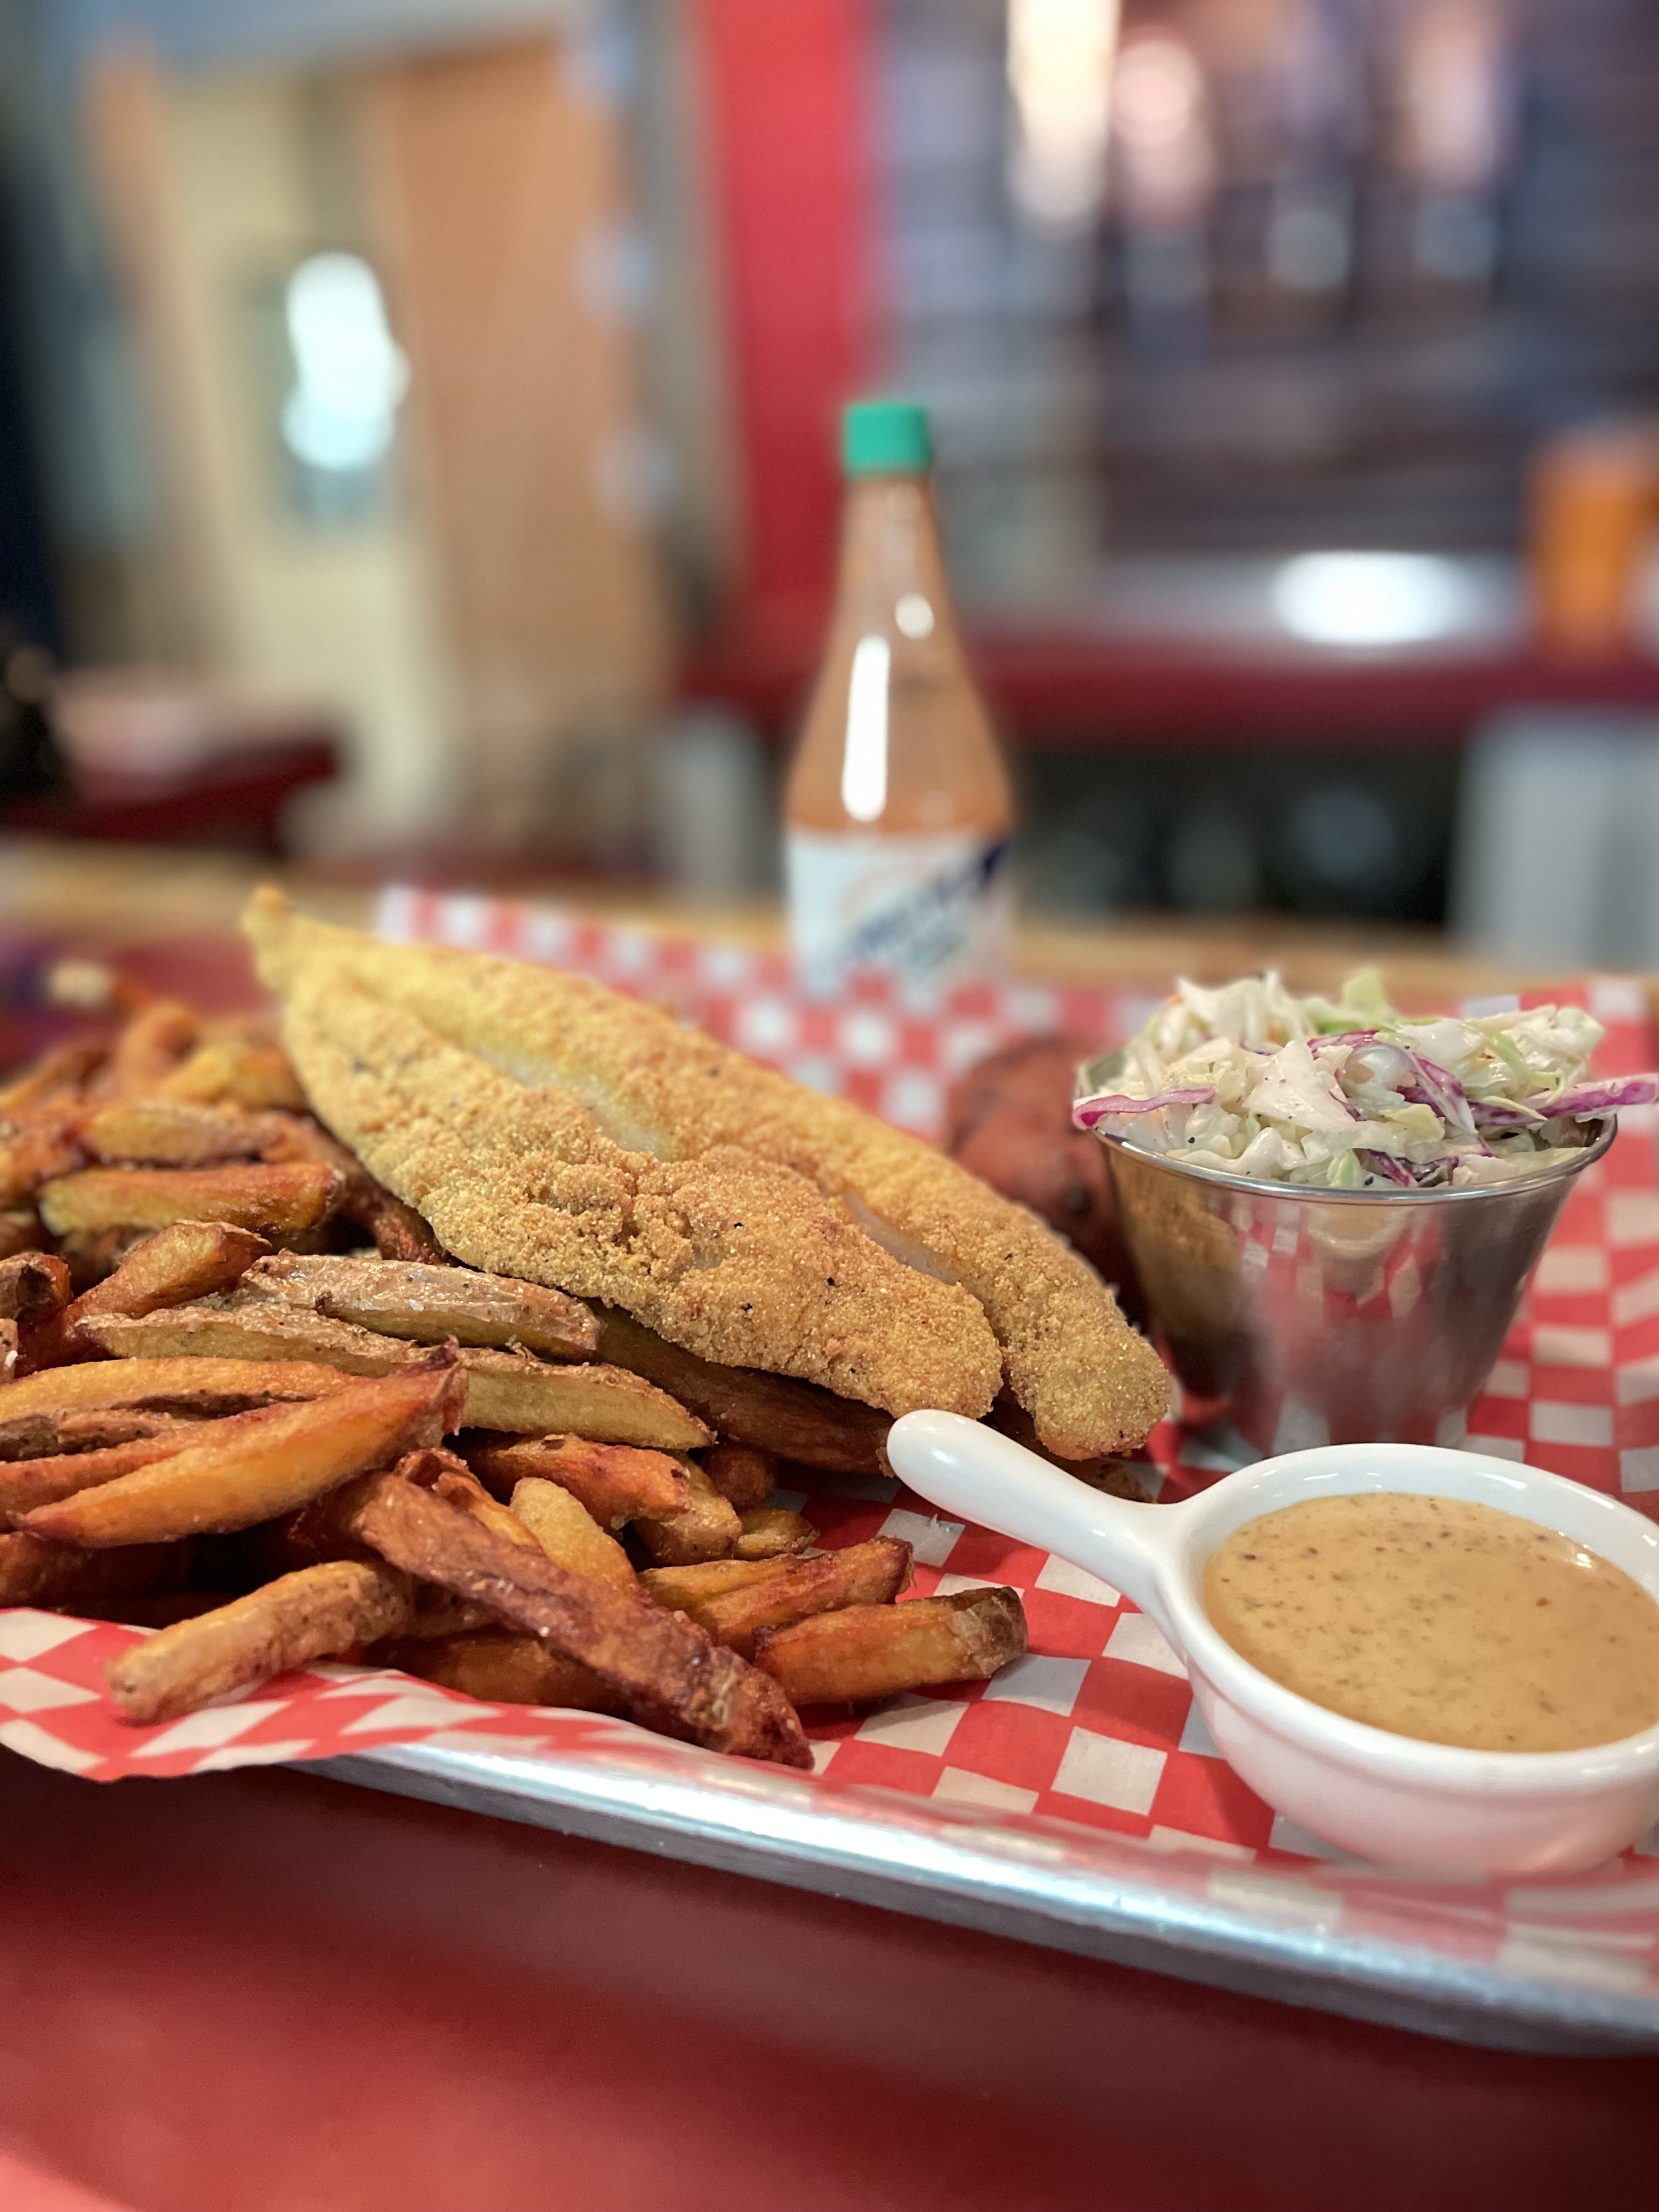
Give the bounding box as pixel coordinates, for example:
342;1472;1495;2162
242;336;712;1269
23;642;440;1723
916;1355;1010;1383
1528;425;1659;656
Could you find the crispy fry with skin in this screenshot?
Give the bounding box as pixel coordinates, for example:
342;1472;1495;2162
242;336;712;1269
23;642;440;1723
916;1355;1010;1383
670;1536;912;1659
0;1106;83;1209
346;1471;811;1767
0;1356;352;1434
460;1432;689;1526
639;1557;796;1611
700;1443;779;1514
508;1477;636;1591
79;1299;710;1447
105;1559;418;1726
38;1161;341;1238
632;1461;741;1566
67;1220;271;1327
78;1098;281;1167
22;1352;467;1547
735;1508;818;1560
0;1408;193;1460
377;1627;622;1712
0;1433;200;1524
347;1185;447;1262
240;1252;599;1360
755;1587;1027;1705
104;1001;198;1097
430;1463;547;1552
158;1037;307;1111
0;1039;106;1117
595;1308;891;1475
0;1530;193;1606
0;1250;70;1324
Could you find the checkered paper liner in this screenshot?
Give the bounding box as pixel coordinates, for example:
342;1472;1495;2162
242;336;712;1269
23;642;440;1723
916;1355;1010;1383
4;890;1659;2000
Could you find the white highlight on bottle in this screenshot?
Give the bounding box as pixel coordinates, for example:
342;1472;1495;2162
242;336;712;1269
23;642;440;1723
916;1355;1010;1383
895;593;935;638
840;634;891;823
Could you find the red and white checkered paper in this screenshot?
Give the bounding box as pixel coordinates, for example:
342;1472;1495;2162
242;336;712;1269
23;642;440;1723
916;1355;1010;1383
4;889;1658;1995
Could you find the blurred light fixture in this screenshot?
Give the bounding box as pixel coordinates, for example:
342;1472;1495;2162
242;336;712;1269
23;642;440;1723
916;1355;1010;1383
281;253;408;475
1007;0;1121;234
1111;31;1213;227
1271;552;1480;647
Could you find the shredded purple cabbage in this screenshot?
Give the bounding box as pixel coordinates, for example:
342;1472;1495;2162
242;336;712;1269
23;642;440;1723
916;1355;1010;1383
1072;1086;1216;1130
1548;1078;1659;1117
1354;1148;1416;1187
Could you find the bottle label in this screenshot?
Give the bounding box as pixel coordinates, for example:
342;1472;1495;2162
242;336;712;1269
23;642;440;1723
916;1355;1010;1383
786;829;1011;995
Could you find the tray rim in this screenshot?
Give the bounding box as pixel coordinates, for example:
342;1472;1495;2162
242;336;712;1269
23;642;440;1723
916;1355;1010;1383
311;1736;1659;2057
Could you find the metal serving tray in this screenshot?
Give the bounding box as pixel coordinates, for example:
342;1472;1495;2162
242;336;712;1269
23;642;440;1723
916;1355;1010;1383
314;1733;1659;2057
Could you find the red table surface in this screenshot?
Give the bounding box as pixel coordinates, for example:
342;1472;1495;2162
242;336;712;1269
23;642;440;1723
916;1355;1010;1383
1;1750;1655;2212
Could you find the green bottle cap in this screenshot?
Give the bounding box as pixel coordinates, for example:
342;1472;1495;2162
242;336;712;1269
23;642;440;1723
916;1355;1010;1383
842;398;932;476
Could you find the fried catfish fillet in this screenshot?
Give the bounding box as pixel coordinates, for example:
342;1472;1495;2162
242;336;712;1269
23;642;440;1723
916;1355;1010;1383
245;893;1169;1455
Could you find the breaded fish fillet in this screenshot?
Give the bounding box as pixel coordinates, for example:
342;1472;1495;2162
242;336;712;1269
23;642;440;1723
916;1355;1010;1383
246;893;1170;1456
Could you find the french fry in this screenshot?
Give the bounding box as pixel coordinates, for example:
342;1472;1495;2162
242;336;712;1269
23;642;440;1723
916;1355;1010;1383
735;1509;818;1560
0;1105;83;1208
700;1443;779;1514
21;1351;467;1547
78;1098;279;1167
508;1477;636;1591
104;1001;198;1097
631;1461;741;1566
654;1537;911;1659
240;1252;599;1360
157;1037;307;1111
0;1433;200;1524
104;1559;418;1726
79;1300;711;1447
429;1462;548;1552
345;1471;812;1767
639;1556;796;1611
67;1220;271;1326
0;1038;106;1117
37;1161;342;1238
0;1530;193;1607
0;1356;352;1436
0;1250;70;1325
344;1184;448;1263
595;1305;891;1475
0;1407;193;1461
460;1432;689;1527
376;1628;622;1712
754;1587;1028;1706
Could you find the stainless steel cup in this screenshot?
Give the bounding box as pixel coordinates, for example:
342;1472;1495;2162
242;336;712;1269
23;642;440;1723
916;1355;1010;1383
1098;1122;1614;1455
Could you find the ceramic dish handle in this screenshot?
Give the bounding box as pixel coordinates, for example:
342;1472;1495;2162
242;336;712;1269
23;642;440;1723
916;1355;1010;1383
885;1410;1187;1634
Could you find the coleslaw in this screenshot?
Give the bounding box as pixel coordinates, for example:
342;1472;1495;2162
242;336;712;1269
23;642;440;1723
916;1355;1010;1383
1072;971;1658;1191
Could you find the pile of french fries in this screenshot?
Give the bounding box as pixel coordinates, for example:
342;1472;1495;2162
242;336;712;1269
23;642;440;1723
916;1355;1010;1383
0;995;1026;1769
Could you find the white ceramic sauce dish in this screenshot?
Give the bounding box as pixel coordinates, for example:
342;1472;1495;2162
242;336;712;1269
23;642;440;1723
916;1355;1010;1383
885;1415;1659;1876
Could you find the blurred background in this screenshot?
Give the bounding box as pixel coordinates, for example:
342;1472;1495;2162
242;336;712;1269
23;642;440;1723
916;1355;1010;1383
2;0;1659;968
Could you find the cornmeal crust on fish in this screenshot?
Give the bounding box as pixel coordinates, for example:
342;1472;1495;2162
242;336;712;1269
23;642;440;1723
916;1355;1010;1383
245;893;1171;1457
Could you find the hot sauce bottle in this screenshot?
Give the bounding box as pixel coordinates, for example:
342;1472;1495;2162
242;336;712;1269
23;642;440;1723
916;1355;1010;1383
784;400;1015;994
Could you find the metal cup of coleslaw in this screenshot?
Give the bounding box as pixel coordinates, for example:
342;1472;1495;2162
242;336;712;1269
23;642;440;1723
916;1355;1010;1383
1080;1053;1619;1459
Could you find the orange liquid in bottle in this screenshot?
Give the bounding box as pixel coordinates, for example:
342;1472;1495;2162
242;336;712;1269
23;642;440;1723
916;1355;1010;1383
784;400;1013;993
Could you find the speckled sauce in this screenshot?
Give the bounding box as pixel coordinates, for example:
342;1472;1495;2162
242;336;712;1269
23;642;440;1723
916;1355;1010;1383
1202;1492;1659;1753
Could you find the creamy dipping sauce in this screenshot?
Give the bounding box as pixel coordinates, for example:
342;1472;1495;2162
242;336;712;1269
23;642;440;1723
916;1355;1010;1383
1202;1493;1659;1753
